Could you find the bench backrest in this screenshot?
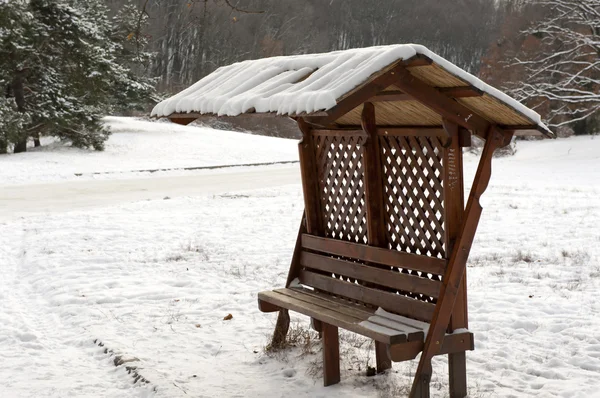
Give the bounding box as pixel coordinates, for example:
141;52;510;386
298;234;447;322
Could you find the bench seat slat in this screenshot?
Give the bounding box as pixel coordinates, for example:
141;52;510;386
274;288;375;320
299;270;435;322
301;234;447;275
365;315;425;341
300;251;442;298
258;289;407;344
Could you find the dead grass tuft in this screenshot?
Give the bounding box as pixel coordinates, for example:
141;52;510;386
265;321;318;357
513;250;535;263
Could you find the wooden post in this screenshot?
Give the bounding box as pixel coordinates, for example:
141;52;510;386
322;323;341;386
409;127;509;398
270;214;308;349
297;118;323;236
442;119;468;398
361;102;392;373
272;117;322;350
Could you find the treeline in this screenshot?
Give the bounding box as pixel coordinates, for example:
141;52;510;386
105;0;508;93
2;0;598;153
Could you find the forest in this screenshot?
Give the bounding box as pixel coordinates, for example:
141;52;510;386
1;0;599;152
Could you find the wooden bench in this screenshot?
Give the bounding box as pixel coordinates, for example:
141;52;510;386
258;234;474;387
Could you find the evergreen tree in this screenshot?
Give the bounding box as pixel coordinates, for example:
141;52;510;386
0;0;155;153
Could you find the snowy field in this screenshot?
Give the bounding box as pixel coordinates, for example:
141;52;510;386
1;119;599;397
0;117;298;185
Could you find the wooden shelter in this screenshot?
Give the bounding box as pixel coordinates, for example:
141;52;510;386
152;45;553;398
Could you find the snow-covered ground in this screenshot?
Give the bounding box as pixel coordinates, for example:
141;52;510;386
1;119;599;398
0;116;298;185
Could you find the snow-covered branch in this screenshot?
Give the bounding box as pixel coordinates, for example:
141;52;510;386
511;0;600;127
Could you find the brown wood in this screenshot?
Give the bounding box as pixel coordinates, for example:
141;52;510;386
390;331;474;362
379;135;446;259
377;127;446;137
301;234;447;275
168;117;198;126
258;300;280;312
312;129;367;137
409;127;509;398
372;86;482;103
299;251;442;298
259;289;407;344
393;67;490;136
372;91;413;102
305;64;412;126
299;270;436;322
443;122;469;398
322;323;341;386
362;102;393;373
438;86;483;98
270;310;290;349
315;126;448;137
311;318;323;334
458;128;472;148
285;215;308;287
297;119;322;235
375;342;392;373
282;288;376;320
362;102;387;248
251;48;528;396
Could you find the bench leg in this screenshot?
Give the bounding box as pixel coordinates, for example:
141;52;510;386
375;341;392;373
449;352;467;398
322;323;340;386
409;360;432;398
311;318;323;339
270;310;290;349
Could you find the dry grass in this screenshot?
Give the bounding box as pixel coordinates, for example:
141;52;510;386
264;321;319;357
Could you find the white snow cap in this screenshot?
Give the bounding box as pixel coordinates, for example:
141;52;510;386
151;44;546;130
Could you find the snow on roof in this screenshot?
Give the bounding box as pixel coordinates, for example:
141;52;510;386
151;44;548;132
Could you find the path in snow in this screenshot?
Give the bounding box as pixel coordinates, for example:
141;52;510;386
0;165;300;220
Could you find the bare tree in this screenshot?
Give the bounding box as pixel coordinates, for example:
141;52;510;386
512;0;600;129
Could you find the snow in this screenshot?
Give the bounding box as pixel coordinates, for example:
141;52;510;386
1;118;599;397
0;116;298;185
151;44;547;131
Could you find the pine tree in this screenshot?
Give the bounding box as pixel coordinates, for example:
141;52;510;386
0;0;155;153
111;0;156;112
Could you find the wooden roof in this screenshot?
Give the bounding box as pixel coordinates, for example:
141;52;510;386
153;45;553;138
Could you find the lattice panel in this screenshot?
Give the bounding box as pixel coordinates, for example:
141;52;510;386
380;135;446;259
313;134;368;244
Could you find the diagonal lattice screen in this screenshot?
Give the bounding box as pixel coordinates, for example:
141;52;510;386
379;135;446;259
313;134;368;244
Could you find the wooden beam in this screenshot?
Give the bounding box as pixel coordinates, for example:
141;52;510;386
409;126;512;398
390;332;474;362
301;234;447;276
378;127;446;138
443;120;469;398
372;86;483;103
168;117;197;126
322;323;341;386
500;124;554;138
304;64;412;126
302;54;435;127
356;104;392;375
297;119;323;236
393;68;491;137
438;86;483;98
312;127;446;137
371;91;412;102
361;103;387;249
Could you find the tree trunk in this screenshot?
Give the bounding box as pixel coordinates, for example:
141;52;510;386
34;135;41;147
11;71;27;153
14;139;27;153
0;137;7;154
